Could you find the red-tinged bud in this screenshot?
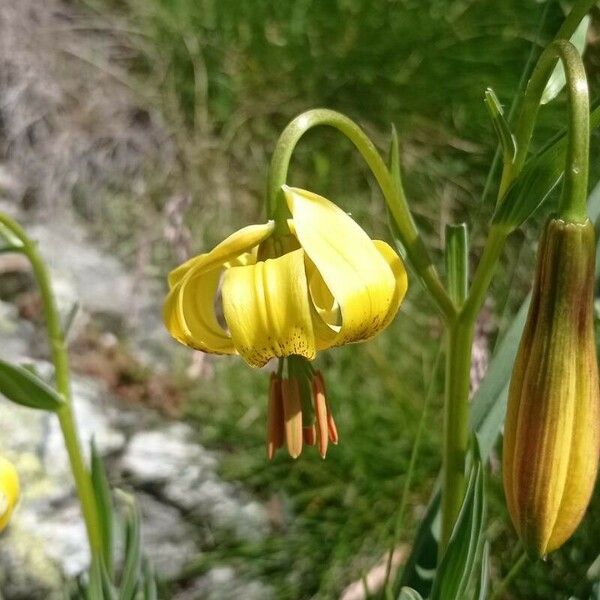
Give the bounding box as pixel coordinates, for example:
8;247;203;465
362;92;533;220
503;218;600;557
267;374;285;461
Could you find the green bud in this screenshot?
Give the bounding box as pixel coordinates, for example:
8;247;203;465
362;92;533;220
503;217;600;557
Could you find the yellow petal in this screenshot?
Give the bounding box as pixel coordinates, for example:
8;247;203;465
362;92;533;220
0;457;19;532
372;240;408;328
284;186;400;346
221;248;316;367
168;222;274;288
163;264;237;354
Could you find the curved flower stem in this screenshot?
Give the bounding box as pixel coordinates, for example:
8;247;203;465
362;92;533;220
500;40;589;222
266;108;456;323
440;24;591;555
0;213;103;560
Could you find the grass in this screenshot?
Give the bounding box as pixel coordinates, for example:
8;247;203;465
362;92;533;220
84;0;600;597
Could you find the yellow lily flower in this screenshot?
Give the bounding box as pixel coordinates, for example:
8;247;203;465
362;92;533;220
163;186;408;457
164;186;407;366
0;457;19;532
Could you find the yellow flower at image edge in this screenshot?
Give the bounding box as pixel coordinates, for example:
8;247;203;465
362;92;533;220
163;186;408;458
0;457;19;532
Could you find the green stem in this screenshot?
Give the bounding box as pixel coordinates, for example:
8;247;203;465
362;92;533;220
438;224;508;558
439;315;474;555
501;40;589;222
0;213;103;559
266;108;456;322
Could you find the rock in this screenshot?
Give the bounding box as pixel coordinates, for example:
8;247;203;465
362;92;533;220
173;566;274;600
121;425;269;542
137;493;199;579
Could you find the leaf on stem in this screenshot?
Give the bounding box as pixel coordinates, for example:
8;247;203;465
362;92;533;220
445;223;469;307
493;141;564;231
0;223;24;250
484;88;516;162
475;541;490;600
0;358;64;411
118;493;142;600
430;437;486;600
397;587;424;600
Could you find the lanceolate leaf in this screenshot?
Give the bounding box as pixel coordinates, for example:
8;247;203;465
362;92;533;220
397;491;440;595
492;140;564;231
484;88;517;162
397;587;424;600
475;541;490;600
143;559;158;600
470;297;529;459
119;496;142;600
0;358;64;411
430;439;486;600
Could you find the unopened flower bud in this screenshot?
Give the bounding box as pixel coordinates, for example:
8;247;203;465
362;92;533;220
503;217;600;557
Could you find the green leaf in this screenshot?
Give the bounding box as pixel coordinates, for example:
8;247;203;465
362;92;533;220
99;559;117;600
484;88;516;162
397;491;440;595
469;297;529;459
142;559;158;600
118;495;142;600
493;140;563;231
430;438;486;600
91;439;114;578
0;358;64;411
475;541;490;600
0;223;24;250
445;223;468;307
62;302;80;340
397;587;424;600
541;16;590;105
86;558;105;600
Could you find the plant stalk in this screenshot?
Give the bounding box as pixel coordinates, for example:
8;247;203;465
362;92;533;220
0;213;103;559
439;316;474;555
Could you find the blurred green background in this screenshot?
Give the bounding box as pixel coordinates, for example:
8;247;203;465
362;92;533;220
41;0;600;597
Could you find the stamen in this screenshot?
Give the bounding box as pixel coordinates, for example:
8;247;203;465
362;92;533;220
303;425;317;446
313;372;329;458
267;374;285;460
315;371;339;445
282;378;303;458
327;412;339;445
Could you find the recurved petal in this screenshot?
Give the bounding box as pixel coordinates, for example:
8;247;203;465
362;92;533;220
372;240;408;328
284;186;399;346
221;248;316;367
163;264;236;354
168;222;274;288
